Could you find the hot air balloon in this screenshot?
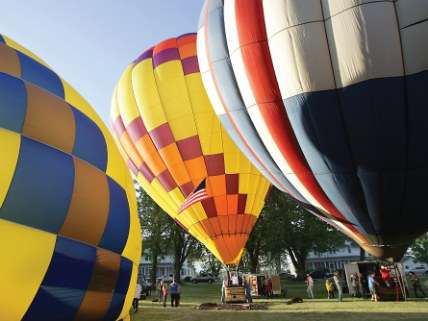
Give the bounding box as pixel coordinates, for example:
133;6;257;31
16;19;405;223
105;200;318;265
111;33;270;265
197;0;428;260
0;34;141;321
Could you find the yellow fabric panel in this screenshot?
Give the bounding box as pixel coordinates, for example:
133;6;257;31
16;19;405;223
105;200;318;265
184;73;212;114
117;66;141;126
0;129;20;208
154;61;195;122
3;35;49;67
0;219;56;321
168;114;197;141
121;175;142;262
194;113;223;155
132;60;165;131
117;261;138;321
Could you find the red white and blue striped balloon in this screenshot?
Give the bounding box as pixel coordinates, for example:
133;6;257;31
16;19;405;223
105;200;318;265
197;0;428;260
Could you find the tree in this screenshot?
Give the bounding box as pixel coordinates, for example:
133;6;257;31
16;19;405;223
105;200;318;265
245;188;346;279
410;233;428;265
199;246;223;277
136;185;171;288
167;222;200;283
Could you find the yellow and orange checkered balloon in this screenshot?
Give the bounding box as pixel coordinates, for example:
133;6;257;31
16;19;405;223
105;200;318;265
111;33;270;265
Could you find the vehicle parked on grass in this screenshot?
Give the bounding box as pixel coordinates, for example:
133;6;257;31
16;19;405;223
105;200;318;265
191;272;216;284
406;266;428;276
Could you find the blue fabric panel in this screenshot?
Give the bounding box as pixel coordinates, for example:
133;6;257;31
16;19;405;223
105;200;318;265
16;51;64;98
0;35;4;43
103;257;133;321
71;107;107;171
98;177;130;254
0;73;27;133
285;91;369;230
22;237;97;321
339;76;407;235
402;70;428;234
0;137;74;233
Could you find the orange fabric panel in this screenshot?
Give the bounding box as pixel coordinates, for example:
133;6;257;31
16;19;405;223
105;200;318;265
228;215;237;235
159;144;190;185
184;156;207;183
0;44;20;77
214;195;228;215
23;83;75;153
59;157;109;246
136;135;166;175
153;38;177;55
74;249;121;321
210;217;222;237
227;194;238;215
119;133;143;168
214;236;232;264
179;43;197;59
200;219;215;238
177;34;196;47
218;216;229;235
207;175;226;197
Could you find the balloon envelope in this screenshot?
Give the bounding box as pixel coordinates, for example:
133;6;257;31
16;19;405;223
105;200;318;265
111;33;270;265
197;0;428;260
0;34;141;321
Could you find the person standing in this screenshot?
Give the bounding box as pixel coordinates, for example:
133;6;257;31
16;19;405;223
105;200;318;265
368;272;379;302
306;274;314;299
157;280;164;303
380;265;392;287
169;278;180;307
357;272;365;297
409;272;427;298
333;272;342;302
325;278;335;299
133;282;142;312
350;273;359;297
161;282;169;307
221;277;228;304
244;278;253;303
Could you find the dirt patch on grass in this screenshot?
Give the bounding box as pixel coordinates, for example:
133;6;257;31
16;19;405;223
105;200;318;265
197;303;268;310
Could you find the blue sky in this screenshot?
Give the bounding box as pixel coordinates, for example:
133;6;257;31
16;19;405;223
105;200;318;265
1;0;204;123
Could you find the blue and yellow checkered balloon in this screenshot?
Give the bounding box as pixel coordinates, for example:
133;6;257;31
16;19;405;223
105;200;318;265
0;34;141;321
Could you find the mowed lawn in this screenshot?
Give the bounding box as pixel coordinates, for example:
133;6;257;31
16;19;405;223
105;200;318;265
132;279;428;321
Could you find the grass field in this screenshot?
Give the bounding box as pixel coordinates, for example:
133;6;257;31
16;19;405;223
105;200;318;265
131;279;428;321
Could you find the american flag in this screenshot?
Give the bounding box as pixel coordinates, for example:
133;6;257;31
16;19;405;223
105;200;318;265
178;178;209;213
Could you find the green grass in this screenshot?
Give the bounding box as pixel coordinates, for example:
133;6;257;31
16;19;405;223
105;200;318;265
131;279;428;321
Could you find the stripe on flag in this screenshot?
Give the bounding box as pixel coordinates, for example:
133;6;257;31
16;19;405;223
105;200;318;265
178;178;209;213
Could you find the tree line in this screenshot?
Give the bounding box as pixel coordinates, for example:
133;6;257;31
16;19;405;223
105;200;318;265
137;184;428;285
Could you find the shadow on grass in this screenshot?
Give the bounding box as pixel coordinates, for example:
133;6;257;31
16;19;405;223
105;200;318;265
132;310;428;321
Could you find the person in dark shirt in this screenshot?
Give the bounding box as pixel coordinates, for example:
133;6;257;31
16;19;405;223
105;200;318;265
409;272;427;298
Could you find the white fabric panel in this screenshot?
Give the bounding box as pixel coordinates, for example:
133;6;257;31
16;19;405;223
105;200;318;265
263;0;322;34
401;21;428;75
196;27;226;115
325;2;403;88
321;0;394;19
247;104;327;213
224;0;240;54
395;0;428;29
267;21;336;98
197;28;210;74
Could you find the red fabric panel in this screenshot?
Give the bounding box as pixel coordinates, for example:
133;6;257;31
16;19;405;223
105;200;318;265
234;0;360;235
204;154;225;176
176;135;203;161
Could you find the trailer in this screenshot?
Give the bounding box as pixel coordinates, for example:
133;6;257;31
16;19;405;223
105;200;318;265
344;261;408;301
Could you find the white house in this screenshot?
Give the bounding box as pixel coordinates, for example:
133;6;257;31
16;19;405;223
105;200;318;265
139;251;197;280
305;241;372;272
